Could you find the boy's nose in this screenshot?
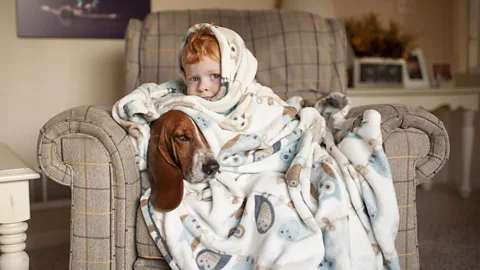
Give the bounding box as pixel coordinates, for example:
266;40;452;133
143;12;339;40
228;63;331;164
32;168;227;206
198;82;210;92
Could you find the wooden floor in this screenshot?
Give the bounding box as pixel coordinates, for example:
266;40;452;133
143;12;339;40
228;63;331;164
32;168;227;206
26;206;70;251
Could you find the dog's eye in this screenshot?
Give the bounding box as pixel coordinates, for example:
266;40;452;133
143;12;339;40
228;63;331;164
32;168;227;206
175;135;190;142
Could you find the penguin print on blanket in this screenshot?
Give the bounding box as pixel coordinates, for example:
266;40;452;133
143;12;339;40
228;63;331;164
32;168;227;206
369;148;391;178
362;184;379;220
228;224;246;239
252;140;282;162
279;144;296;164
254;195;275;234
311;162;342;201
317;258;334;270
191;113;213;130
178;215;203;252
196;249;232;270
231;256;255;270
218;134;262;166
319;228;336;270
224;93;255;132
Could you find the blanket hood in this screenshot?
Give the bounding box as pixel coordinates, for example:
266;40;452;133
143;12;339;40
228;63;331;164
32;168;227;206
178;23;258;106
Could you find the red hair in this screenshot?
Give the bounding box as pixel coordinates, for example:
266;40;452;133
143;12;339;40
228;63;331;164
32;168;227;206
181;26;221;66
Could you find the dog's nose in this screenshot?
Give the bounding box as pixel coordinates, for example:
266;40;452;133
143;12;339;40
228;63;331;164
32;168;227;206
203;160;220;176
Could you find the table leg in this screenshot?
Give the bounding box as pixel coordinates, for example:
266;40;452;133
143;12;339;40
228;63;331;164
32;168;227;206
0;222;29;270
421;179;433;191
437;106;451;183
460;110;475;198
421;106;451;191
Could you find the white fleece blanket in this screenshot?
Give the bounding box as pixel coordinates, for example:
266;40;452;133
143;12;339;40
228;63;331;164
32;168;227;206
112;23;400;270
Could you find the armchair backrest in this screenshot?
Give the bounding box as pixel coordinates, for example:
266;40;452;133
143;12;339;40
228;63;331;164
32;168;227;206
124;9;347;103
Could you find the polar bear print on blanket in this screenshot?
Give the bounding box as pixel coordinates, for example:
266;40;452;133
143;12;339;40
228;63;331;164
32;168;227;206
223;93;255;132
277;220;303;242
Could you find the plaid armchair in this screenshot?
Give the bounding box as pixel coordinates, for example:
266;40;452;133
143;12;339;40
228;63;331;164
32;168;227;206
37;9;449;270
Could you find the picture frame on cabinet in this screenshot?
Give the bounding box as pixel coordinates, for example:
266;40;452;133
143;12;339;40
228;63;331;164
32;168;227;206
353;57;406;88
432;61;455;88
404;48;430;88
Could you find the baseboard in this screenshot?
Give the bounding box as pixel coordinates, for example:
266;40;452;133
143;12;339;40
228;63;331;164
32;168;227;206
31;199;71;211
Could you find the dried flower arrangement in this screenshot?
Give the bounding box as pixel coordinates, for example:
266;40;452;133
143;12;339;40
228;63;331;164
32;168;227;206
345;13;415;59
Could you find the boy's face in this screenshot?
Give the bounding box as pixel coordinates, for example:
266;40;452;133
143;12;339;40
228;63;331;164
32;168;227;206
184;56;221;100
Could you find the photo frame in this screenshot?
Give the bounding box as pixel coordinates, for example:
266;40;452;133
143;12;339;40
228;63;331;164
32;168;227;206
353;57;406;88
432;61;455;88
404;48;430;88
16;0;150;38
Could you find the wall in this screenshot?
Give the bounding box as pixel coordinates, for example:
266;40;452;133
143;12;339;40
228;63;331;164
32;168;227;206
333;0;454;80
0;0;275;169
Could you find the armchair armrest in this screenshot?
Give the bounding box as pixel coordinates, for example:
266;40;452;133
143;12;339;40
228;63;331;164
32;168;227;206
37;106;140;269
342;104;450;186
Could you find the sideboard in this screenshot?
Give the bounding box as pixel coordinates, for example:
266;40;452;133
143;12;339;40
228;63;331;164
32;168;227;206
348;87;480;198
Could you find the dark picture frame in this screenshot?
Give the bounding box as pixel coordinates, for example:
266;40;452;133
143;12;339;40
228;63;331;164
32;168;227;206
16;0;150;38
353;57;406;88
432;61;455;88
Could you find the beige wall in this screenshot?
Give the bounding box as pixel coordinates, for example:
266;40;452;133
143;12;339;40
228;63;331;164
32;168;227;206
333;0;455;79
1;0;479;181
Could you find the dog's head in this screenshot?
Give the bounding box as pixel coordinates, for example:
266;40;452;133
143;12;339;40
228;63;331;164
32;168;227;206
147;110;219;212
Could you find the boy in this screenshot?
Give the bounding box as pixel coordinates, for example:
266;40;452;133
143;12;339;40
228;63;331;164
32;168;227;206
181;26;223;101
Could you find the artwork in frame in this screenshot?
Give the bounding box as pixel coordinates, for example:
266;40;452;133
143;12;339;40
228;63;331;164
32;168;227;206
432;61;455;88
404;48;430;88
16;0;150;38
353;57;406;88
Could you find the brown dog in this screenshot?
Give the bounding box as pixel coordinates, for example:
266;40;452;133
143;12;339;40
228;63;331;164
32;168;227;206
147;110;219;212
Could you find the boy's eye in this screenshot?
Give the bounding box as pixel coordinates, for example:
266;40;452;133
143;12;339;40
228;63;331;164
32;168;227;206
189;77;199;82
211;74;220;79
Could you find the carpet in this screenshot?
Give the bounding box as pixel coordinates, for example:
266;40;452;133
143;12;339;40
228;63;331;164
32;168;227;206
416;182;480;270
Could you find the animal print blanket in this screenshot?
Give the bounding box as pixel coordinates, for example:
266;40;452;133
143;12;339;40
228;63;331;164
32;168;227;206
112;23;400;270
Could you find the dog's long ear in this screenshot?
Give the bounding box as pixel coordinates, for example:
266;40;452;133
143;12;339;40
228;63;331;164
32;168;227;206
147;123;184;212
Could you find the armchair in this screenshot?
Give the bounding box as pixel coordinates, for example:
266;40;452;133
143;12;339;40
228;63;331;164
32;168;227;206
37;9;449;270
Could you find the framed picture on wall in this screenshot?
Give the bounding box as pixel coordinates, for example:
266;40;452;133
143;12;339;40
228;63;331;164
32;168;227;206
404;48;430;88
16;0;150;38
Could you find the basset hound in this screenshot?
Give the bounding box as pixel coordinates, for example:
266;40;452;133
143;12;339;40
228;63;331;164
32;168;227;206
147;110;220;212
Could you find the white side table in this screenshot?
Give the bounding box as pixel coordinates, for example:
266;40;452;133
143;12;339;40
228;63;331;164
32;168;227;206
348;87;480;198
0;143;40;270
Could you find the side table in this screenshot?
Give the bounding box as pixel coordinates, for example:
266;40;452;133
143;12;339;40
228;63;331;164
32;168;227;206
348;87;480;198
0;143;40;270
